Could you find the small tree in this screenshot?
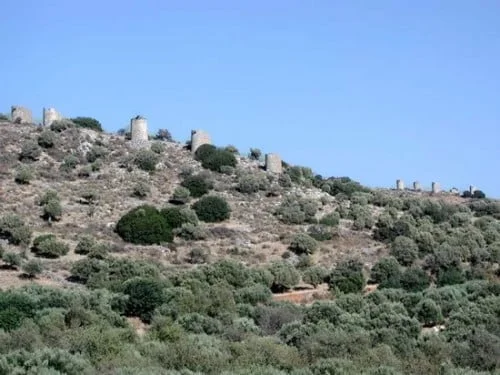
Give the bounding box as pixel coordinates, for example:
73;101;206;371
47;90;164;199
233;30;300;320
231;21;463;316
269;262;300;293
37;130;57;148
328;259;365;294
370;256;401;284
22;259;43;278
249;148;262;161
289;233;318;255
15;165;34;184
19;141;41;161
390;236;419;266
134;150;159;172
71;117;103;132
415;298;443;326
302;266;328;287
192;196;231;223
156;129;173;142
181;174;213;198
2;252;22;269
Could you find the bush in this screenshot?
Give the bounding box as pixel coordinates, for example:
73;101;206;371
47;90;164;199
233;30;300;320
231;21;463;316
150;142;165;154
269;262;300;293
276;196;318;224
224;145;239;154
60;154;79;171
328;259;365;294
75;235;97;255
22;259;43;278
390;236;419;266
181;174;213;198
37;130;57;148
170;186;191;204
415;298;443;326
249;148;262;160
70;116;103;132
123;277;166;323
14;165;34;184
2;252;22;268
370;256;400;284
319;212;340;227
302;266;328;287
289;233;318;255
86;145;108;163
134;149;159;172
42;198;62;221
238;173;269;194
192;196;231;223
174;223;208;240
307;224;334;241
188;248;210;264
50;119;73;132
201;149;238;173
161;206;198;229
115;205;173;245
400;267;430;292
131;181;150;198
31;235;69;258
155;128;173;141
19;141;41;161
473;190;486;199
0;215;32;246
194;144;217;161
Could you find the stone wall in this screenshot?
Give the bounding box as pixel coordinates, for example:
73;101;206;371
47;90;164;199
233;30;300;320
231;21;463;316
191;130;211;153
130;115;149;149
265;153;282;174
11;106;32;124
43;107;62;126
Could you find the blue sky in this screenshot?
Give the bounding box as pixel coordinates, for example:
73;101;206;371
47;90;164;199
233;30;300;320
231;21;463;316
1;1;499;196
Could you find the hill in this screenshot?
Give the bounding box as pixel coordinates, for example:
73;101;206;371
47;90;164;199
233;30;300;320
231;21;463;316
0;118;499;374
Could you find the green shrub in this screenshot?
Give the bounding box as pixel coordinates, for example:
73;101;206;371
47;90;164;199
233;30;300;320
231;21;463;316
192;196;231;223
319;212;340;227
75;235;97;255
415;298;443;326
150;142;165;154
31;235;69;258
86;145;108;163
195;143;217;161
390;236;419;266
249;148;262;160
224;145;239;154
174;223;208;240
19;141;41;161
123;277;166;323
60;154;79;171
400;267;430;292
188;247;210;264
181;174;213;198
131;181;150;198
37;130;57;148
2;252;22;268
0;114;9;121
0;215;32;246
14;165;34;184
238;173;269;194
115;205;173;244
170;186;191;204
302;266;328;287
50;119;73;132
70;116;103;132
155;128;173;141
289;233;318;255
370;257;401;285
161;206;198;228
134;149;159;172
201;149;238;173
437;267;465;286
473;190;486;199
22;259;43;278
328;259;365;294
307;224;333;241
268;262;300;293
42;197;62;221
276;196;318;224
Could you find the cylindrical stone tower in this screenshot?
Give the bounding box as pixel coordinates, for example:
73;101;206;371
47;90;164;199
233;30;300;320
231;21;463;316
191;130;212;153
413;181;422;191
43;107;62;127
469;185;477;195
265;153;282;174
130;115;149;148
11;106;33;124
432;182;441;194
396;179;405;190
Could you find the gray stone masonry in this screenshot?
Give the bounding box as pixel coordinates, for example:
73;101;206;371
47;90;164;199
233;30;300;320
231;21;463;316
130;115;149;149
432;182;441;194
413;181;422;191
265;153;282;174
191;130;212;153
43;107;62;126
11;106;33;124
396;179;405;190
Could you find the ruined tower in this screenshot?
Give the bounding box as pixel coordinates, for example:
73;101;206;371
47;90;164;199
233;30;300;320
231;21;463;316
130;115;149;148
191;130;211;153
432;182;441;194
413;181;422;191
43;107;62;127
11;106;33;124
396;179;405;190
265;153;282;174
